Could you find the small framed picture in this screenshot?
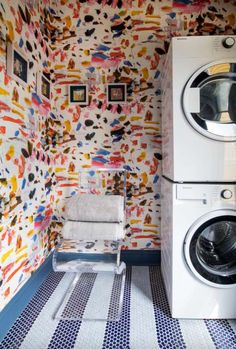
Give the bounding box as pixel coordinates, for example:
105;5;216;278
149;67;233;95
107;83;126;104
6;42;28;86
37;72;51;101
69;84;88;105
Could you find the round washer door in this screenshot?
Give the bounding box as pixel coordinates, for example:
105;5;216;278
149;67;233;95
184;210;236;288
182;59;236;141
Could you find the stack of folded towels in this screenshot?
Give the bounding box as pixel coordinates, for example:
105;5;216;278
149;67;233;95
62;194;125;240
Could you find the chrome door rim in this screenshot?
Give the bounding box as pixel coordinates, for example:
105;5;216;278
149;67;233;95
182;59;236;142
184;209;236;288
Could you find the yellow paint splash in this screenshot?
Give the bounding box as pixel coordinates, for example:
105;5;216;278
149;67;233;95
12;108;25;119
144;20;161;25
119;10;127;16
67;74;82;78
130;219;142;224
55;167;66;173
131;10;143;16
144;224;158;227
161;6;172;12
138;47;147;57
54;64;66;70
142;68;149;80
137;151;146;162
143;229;157;233
6;145;14;160
144;126;160;131
16;245;27;254
15;253;27;264
2;248;14;263
24;98;32;106
84;153;90;160
63;16;72;29
141;172;148;185
64;120;71;133
27;229;34;237
131;116;142;121
6;21;14;42
10;176;17;193
0;87;10;96
84;50;90;56
146;15;161;18
119;115;126;122
81;61;91;67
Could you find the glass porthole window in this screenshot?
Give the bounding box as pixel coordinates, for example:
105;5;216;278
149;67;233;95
182;61;236;141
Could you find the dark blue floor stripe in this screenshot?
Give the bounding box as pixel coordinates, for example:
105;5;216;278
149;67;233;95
149;266;186;349
47;273;97;349
102;267;132;349
0;272;64;349
205;320;236;349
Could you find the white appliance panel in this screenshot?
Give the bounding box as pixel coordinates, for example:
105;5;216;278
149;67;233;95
161;177;236;319
162;35;236;182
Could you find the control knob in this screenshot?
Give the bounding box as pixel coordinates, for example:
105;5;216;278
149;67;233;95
221;189;233;199
222;37;235;48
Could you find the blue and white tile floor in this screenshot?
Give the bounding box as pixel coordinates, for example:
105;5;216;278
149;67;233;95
1;266;236;349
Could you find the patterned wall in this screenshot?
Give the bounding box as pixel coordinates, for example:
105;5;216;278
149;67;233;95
0;0;236;311
0;0;54;311
48;0;236;251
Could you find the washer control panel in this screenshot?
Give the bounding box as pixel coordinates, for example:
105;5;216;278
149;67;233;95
176;184;236;206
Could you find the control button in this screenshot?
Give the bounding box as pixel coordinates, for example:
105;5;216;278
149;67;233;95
221;189;233;199
222;37;235;48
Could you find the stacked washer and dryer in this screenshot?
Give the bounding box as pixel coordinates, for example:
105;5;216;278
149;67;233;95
161;35;236;319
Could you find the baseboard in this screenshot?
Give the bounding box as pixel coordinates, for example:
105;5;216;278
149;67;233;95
121;250;161;266
56;250;161;266
0;254;53;341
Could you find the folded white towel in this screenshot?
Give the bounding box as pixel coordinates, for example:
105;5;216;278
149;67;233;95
65;194;124;223
62;221;125;240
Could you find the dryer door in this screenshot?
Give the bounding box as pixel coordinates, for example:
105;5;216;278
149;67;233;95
184;210;236;288
182;60;236;141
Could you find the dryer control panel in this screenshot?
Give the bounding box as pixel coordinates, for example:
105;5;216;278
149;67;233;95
222;37;235;49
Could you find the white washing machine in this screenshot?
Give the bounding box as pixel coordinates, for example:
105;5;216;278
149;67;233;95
162;35;236;182
161;176;236;319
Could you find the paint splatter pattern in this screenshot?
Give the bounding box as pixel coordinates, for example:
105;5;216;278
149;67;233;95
0;0;236;310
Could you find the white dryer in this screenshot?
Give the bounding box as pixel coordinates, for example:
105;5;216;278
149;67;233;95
161;176;236;319
162;35;236;182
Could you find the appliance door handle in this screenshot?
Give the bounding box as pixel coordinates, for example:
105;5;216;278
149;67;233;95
184;87;200;113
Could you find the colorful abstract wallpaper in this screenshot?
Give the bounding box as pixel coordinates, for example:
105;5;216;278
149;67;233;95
0;0;236;310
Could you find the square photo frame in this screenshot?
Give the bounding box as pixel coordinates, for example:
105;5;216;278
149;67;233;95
69;84;88;105
37;72;51;101
107;83;126;104
6;42;28;87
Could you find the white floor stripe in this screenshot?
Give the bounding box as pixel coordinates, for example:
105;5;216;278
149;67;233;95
20;273;75;349
130;266;159;349
74;272;115;349
179;319;215;349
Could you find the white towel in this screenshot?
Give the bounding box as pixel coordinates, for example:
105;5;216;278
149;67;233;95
65;194;124;223
62;221;125;240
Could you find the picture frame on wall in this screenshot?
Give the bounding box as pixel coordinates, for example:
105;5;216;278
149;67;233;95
69;84;88;105
37;71;51;102
107;83;126;104
6;42;28;87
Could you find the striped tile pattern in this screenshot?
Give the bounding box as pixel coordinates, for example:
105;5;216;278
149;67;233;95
1;266;236;349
